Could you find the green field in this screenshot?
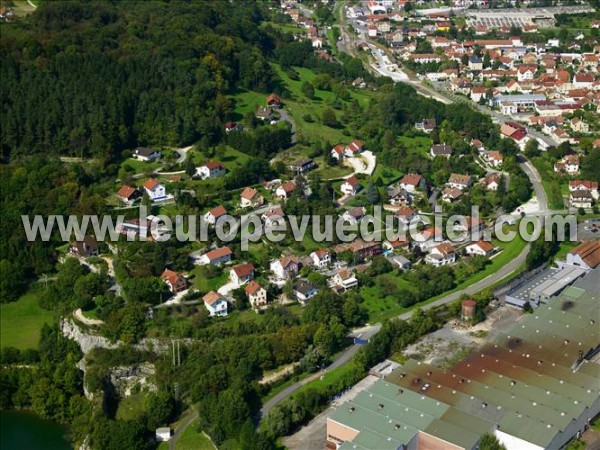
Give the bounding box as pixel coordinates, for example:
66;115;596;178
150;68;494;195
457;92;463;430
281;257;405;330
115;393;148;421
531;156;565;210
176;421;217;450
0;290;56;350
397;135;432;157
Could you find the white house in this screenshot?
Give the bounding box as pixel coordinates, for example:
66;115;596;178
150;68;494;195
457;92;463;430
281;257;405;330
203;291;228;317
240;187;264;208
245;280;268;310
270;256;301;280
345;140;364;157
143;178;167;201
276;181;296;201
482;174;501;191
199;246;232;265
342;206;366;224
396;206;418;226
569;180;599;199
293;279;319;304
117;185;141;205
465;240;495;257
230;263;255;286
262;206;285;228
155;428;172;442
430;144;452;158
134;146;161;162
204;205;227;225
341;176;361;196
413;227;442;252
310;248;331;269
332;269;358;291
447;174;472;190
487;151;503;168
554;155;579;175
196;161;226;180
399;173;424;194
331;144;345;160
570;191;593;208
425;242;456;267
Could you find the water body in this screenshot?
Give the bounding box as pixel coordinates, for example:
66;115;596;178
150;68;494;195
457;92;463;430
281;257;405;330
0;410;71;450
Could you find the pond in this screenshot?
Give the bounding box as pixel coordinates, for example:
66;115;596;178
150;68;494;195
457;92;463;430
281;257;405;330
0;410;71;450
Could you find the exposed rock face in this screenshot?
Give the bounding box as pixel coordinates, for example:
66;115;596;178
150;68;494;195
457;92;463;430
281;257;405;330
60;318;168;354
109;363;157;397
61;318;118;353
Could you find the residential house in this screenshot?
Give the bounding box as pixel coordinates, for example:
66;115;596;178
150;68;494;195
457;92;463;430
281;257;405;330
262;206;285;227
204;205;227;225
570;191;593;208
554;155;580;175
465;240;495;257
199;246;232;265
383;237;410;252
342;206;366;224
399;173;424;194
442;187;463;203
396;206;418;226
256;106;274;121
389;254;411;270
573;73;594;89
341;176;361;196
143;178;166;201
468;55;483;71
293;279;319;304
72;236;99;258
270;256;301;280
430;144;452;158
117;185;141;205
117;218;151;239
569;180;599;199
566;241;600;270
482;173;501;191
331;144;345;160
161;269;187;293
312;36;323;48
196;161;226;180
517;64;536;82
453;216;485;236
276;181;296;201
310;248;331;269
343;239;382;260
133;146;161;162
266;93;282;108
570;118;590;134
230;263;255;286
500;121;528;150
415;119;437;134
224;121;242;133
239;187;264;209
412;227;442;252
290;159;316;175
447;174;472;190
470;86;487;103
425;242;456;267
203;291;228;317
386;185;411;206
487;151;504;167
245;280;268;310
345;140;364;157
332;269;358;292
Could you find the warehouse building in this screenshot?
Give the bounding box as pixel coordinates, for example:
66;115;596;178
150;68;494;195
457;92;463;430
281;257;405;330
327;271;600;450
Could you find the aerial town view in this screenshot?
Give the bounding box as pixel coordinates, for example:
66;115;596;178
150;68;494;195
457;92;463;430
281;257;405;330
0;0;599;449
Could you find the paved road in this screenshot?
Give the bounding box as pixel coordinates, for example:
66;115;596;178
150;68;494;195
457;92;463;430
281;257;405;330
169;410;199;450
278;108;297;145
518;155;550;213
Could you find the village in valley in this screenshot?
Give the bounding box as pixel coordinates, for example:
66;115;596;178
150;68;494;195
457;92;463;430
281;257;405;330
1;1;599;449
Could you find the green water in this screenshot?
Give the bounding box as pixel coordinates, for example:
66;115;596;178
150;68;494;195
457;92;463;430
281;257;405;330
0;411;71;450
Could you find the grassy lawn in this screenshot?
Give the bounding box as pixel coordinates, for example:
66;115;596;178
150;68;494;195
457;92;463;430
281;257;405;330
397;135;432;157
0;289;56;350
554;240;578;262
290;360;361;400
119;158;162;180
261;372;311;403
176;420;216;450
531;156;565;210
189;268;229;293
360;276;417;323
115;393;148;421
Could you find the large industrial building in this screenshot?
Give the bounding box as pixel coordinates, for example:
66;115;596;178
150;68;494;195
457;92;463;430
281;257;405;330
327;270;600;450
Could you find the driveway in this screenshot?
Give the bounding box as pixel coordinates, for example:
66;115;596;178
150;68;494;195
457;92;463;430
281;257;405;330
278;108;297;145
